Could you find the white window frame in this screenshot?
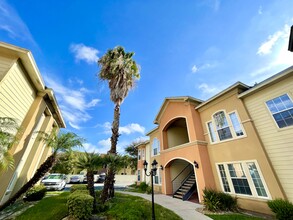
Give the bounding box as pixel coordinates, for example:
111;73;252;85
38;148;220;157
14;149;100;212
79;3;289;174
216;160;270;199
265;93;293;129
206;110;246;144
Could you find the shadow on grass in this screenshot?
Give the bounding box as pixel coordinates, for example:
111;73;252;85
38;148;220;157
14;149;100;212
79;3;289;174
15;192;70;220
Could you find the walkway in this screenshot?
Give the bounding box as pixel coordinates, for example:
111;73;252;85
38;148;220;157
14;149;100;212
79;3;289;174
120;191;211;220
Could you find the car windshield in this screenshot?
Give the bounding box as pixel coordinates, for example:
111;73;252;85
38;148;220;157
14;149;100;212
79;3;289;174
47;175;62;179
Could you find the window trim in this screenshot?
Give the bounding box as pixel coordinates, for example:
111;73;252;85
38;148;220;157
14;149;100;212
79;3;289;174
206;110;246;144
216;160;271;199
265;93;293;129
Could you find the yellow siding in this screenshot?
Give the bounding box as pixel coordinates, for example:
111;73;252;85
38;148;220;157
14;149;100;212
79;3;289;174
0;55;15;81
243;75;293;202
0;61;36;123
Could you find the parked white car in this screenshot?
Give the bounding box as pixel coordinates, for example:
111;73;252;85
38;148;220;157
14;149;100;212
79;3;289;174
41;173;67;191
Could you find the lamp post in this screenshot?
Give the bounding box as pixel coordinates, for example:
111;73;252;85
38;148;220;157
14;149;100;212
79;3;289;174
143;159;158;220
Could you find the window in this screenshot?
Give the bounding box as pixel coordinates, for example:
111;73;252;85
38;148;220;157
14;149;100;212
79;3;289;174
218;164;230;192
247;162;267;197
138;149;141;160
217;161;268;198
228;163;252;195
208;122;217;142
207;110;245;143
213;111;232;141
141;149;145;160
137;170;141;182
154;169;161;185
152;138;160;156
266;94;293;128
229;112;244;136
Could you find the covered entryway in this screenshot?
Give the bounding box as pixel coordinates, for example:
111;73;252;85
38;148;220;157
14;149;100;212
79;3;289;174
164;159;199;203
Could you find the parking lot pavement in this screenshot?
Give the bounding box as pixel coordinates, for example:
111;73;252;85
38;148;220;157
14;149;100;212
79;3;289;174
119;191;211;220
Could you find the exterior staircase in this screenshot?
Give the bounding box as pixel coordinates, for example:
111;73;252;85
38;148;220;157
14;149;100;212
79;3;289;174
173;174;196;201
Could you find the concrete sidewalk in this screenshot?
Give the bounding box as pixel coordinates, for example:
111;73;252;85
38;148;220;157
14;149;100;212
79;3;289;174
120;191;211;220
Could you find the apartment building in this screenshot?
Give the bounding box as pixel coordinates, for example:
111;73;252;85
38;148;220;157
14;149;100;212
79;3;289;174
137;66;293;214
0;42;65;204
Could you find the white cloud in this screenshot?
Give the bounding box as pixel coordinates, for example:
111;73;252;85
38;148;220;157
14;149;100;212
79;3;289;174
251;22;292;77
119;123;145;135
44;76;100;129
198;83;219;95
258;6;263;15
0;1;37;45
191;65;198;73
70;43;99;64
100;122;145;135
97;138;111;153
191;62;216;73
257;24;290;55
68;122;81;130
83;143;98;153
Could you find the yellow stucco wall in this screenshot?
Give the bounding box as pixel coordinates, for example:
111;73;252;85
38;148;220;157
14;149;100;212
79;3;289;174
198;87;284;214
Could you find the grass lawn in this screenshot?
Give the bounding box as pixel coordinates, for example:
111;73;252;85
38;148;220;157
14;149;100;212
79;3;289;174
207;213;264;220
102;193;182;220
15;191;182;220
15;192;69;220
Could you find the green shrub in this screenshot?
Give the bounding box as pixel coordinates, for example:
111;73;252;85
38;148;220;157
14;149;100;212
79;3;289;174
70;184;87;193
268;199;293;220
218;192;237;211
24;185;47;201
139;182;149;192
67;193;93;220
203;188;221;212
146;186;152;194
203;188;237;212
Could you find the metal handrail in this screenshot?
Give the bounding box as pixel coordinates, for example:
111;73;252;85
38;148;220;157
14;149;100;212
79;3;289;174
171;164;193;193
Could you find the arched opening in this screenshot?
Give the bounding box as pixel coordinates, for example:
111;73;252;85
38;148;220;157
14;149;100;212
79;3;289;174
164;158;199;203
163;118;189;149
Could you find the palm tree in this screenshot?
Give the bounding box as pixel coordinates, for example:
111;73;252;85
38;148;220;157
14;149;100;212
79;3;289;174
0;130;84;211
0;117;19;172
75;152;103;211
102;154;126;198
97;46;140;202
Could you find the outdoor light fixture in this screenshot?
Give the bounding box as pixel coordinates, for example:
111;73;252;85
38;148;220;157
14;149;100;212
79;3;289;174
194;160;199;169
160;165;164;170
289;25;293;52
144;159;158;220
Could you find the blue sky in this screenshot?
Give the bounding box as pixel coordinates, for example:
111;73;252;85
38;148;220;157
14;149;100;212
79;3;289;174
1;0;292;154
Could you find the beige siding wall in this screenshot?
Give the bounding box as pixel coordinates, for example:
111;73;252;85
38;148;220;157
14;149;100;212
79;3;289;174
0;61;36;122
0;55;15;81
243;75;293;202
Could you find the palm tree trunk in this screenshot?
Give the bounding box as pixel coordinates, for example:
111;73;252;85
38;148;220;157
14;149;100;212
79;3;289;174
101;103;120;202
0;154;56;211
87;170;96;212
109;103;120;154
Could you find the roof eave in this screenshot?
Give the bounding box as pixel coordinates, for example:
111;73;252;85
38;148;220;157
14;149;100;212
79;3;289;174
196;82;250;109
238;65;293;99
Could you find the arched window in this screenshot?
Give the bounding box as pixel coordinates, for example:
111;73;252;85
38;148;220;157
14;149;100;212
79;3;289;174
213;111;232;141
207;110;245;143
